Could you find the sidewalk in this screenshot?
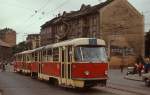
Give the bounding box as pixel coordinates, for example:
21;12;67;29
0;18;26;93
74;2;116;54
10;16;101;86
124;74;143;81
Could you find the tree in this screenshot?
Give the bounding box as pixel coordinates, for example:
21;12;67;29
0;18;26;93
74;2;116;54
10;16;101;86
12;41;28;54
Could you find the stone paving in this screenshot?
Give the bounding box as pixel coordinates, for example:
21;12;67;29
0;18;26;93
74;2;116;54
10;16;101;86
124;74;143;81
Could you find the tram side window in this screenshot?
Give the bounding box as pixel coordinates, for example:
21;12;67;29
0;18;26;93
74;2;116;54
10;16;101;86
24;55;26;62
20;55;23;61
53;48;59;62
47;49;52;61
19;55;21;61
15;56;17;61
32;53;34;61
39;51;42;62
68;46;72;62
21;55;23;61
16;55;19;61
28;54;31;61
27;55;30;62
75;47;82;62
35;52;38;61
62;49;64;62
22;55;24;61
43;50;47;62
16;55;18;61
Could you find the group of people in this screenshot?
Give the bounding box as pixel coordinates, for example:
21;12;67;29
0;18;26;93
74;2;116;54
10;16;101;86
0;60;8;72
134;57;150;76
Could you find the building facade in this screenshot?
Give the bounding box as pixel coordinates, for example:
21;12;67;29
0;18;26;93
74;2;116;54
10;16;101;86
26;34;41;49
0;40;12;61
40;0;144;67
0;28;16;47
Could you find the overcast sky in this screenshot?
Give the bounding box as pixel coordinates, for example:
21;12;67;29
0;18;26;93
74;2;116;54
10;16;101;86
0;0;150;43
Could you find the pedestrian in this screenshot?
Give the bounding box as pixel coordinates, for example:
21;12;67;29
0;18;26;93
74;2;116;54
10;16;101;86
133;63;138;74
1;60;6;72
144;58;150;73
138;62;144;76
120;64;124;73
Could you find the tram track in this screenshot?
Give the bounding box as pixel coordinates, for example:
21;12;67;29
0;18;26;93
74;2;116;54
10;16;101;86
95;86;142;95
110;82;149;95
96;82;148;95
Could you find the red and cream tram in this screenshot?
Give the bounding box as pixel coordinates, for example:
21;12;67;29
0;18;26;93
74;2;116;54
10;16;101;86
14;38;108;88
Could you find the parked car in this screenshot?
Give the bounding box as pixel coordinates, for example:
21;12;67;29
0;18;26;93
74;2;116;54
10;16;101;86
142;73;150;87
126;67;135;75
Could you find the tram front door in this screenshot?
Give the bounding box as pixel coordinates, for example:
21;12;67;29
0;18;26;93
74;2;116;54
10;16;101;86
60;46;72;86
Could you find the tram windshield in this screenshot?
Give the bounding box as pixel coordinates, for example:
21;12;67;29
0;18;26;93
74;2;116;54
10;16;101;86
75;46;108;62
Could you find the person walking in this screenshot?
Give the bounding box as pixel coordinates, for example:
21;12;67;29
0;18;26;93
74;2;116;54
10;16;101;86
120;64;124;73
138;62;144;76
133;63;138;74
1;61;6;72
144;58;149;73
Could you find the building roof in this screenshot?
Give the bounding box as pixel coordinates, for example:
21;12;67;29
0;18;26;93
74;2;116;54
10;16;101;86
0;40;11;47
41;0;114;28
0;28;16;33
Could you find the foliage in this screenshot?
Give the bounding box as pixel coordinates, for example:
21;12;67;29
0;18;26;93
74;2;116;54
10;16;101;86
145;31;150;57
12;41;28;54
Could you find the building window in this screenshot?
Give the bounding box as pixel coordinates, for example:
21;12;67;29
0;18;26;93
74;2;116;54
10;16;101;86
47;49;53;61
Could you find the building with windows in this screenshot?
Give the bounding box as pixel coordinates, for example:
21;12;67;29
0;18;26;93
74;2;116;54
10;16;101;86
40;0;144;67
0;40;12;61
0;28;16;47
26;34;41;49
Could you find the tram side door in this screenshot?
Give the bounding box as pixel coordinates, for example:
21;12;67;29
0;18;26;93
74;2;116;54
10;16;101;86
60;46;72;86
38;51;42;78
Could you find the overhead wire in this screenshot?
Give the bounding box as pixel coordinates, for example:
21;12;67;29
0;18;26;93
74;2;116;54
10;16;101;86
0;0;34;12
18;0;53;28
16;0;68;42
21;0;70;33
6;0;149;43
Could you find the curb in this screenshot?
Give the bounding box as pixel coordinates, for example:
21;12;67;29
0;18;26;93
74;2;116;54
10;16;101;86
124;75;143;81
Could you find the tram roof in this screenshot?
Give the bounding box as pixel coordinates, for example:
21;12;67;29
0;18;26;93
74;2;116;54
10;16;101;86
45;38;105;49
17;50;34;55
16;38;105;55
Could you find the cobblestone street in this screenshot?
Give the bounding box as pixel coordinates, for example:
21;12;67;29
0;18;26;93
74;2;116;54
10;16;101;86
0;67;149;95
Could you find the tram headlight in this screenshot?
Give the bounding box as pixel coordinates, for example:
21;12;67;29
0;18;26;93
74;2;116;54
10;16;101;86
84;71;90;76
105;70;108;75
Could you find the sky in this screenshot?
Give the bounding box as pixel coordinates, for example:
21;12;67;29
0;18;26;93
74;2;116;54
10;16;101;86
0;0;150;43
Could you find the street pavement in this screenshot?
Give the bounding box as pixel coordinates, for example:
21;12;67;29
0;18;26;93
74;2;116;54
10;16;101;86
0;66;149;95
124;74;143;81
0;71;116;95
107;69;149;95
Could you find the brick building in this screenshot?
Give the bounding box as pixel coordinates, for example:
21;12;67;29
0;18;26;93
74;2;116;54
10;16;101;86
40;0;144;66
26;34;41;49
0;40;12;61
0;28;16;47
